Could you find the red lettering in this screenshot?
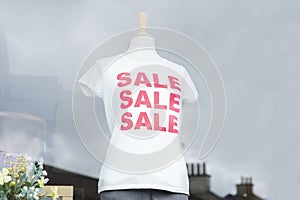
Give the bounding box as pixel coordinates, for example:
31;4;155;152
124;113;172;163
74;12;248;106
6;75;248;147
154;113;166;131
120;111;181;133
121;112;133;130
153;73;167;88
154;91;167;109
170;93;180;113
134;72;152;87
135;112;152;130
118;72;184;134
117;72;131;87
168;76;181;91
169;115;179;134
120;90;133;108
134;90;151;108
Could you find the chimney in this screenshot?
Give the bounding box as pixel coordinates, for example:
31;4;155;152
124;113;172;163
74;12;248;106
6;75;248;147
188;162;211;193
236;176;253;197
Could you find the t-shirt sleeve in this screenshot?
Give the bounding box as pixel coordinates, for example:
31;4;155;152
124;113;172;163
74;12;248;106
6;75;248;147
182;67;198;103
78;59;103;97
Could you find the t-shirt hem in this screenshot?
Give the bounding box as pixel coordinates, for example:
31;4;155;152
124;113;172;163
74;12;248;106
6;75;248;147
98;184;189;196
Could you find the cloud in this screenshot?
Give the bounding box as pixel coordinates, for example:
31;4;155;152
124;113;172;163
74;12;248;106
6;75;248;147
1;0;300;199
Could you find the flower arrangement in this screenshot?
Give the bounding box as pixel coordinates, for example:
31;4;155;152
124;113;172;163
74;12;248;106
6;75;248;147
0;153;59;200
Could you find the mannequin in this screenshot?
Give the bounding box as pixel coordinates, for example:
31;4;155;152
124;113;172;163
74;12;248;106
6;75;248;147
125;12;162;62
78;12;197;200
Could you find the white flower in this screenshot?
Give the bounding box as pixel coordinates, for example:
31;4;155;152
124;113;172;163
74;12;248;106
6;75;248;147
2;168;9;175
42;170;47;176
34;192;39;200
0;168;12;185
37;162;43;169
44;178;49;184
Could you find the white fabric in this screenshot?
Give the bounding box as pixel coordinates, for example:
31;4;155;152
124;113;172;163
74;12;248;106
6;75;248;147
78;50;198;196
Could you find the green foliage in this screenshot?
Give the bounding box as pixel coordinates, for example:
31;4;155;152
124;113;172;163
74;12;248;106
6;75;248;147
0;154;58;200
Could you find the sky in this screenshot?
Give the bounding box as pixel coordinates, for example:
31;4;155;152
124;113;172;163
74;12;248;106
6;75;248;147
1;0;300;199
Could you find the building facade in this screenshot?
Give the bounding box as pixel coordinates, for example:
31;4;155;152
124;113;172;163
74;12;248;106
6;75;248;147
187;163;263;200
44;162;264;200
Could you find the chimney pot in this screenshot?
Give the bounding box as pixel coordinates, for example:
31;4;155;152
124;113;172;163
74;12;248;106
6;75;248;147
197;163;200;175
237;176;254;196
203;162;206;175
192;163;195;176
189;162;210;193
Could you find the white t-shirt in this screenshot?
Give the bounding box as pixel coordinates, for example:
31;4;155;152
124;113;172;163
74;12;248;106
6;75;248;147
78;51;198;196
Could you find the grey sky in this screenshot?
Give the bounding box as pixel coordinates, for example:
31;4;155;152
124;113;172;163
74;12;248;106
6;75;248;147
1;0;300;200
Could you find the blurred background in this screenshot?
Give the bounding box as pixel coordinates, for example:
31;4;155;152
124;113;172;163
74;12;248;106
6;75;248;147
0;0;299;200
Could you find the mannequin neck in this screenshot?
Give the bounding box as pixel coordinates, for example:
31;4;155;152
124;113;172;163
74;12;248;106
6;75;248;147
127;35;155;50
126;35;162;62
